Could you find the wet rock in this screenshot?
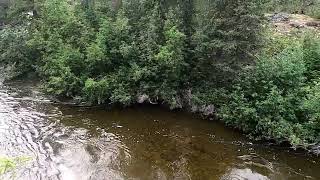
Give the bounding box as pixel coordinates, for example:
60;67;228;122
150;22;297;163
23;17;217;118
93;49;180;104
136;94;158;105
52;96;92;107
136;90;216;117
184;89;193;105
190;104;199;113
310;145;320;155
190;104;215;117
201;105;216;116
181;89;216;117
137;94;149;104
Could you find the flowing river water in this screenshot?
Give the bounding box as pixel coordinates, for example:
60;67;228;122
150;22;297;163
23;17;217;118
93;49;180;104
0;80;319;180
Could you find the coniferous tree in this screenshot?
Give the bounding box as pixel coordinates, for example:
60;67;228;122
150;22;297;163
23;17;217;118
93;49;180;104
191;0;264;87
154;8;186;107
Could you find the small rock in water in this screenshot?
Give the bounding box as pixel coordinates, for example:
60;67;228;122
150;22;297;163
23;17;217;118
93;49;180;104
202;105;215;116
310;144;320;155
137;94;149;104
116;125;123;128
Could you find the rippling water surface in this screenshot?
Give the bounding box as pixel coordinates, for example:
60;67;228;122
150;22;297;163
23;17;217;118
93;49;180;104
0;80;319;180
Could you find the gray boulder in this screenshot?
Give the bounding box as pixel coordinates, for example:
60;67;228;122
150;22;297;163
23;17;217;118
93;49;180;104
310;144;320;155
267;13;290;22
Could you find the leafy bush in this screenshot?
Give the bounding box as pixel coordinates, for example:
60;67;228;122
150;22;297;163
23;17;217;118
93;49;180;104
303;32;320;81
220;35;320;147
41;44;85;96
302;81;320;129
0;26;34;77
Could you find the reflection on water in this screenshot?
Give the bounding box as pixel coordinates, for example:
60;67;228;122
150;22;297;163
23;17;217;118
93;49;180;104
222;168;269;180
0;80;319;180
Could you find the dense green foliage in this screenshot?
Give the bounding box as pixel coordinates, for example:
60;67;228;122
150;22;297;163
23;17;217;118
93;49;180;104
7;0;261;108
0;0;319;148
220;33;320;147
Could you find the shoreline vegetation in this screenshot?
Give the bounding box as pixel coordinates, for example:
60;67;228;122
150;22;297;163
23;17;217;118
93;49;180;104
1;0;320;154
0;156;31;177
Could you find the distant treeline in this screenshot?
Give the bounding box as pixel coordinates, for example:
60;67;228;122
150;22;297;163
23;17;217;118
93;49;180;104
265;0;320;18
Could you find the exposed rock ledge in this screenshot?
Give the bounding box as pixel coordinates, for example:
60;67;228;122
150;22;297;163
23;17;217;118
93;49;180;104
267;13;320;34
137;89;216;119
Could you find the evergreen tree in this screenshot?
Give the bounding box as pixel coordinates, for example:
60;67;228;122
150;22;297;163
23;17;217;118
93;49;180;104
153;8;186;108
216;0;263;58
191;0;264;87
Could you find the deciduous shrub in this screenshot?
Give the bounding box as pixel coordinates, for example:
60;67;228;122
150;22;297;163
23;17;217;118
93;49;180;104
220;34;320;147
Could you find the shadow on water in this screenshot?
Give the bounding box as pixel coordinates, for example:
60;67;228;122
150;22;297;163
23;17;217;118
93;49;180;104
0;80;319;180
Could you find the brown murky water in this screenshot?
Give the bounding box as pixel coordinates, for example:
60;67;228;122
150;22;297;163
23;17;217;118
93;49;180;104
0;80;319;180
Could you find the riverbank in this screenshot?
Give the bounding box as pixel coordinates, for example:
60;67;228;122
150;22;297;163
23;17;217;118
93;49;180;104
3;77;320;157
1;81;320;179
1;0;320;159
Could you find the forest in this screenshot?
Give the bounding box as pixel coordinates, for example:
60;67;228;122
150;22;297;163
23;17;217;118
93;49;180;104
0;0;320;150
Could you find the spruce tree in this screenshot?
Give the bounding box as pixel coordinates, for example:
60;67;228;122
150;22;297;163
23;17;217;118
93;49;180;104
191;0;264;87
213;0;264;60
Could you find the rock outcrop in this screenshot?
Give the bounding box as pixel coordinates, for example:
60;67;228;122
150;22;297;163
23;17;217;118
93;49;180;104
267;13;320;34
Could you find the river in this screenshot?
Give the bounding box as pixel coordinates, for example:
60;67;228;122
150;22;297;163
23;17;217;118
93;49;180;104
0;80;319;180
